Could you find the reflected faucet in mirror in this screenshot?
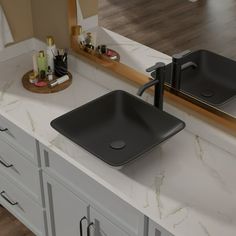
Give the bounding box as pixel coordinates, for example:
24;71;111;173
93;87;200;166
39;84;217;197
171;50;198;90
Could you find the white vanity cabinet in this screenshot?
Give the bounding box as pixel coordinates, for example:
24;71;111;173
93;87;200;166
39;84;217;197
148;219;173;236
0;114;45;236
40;144;146;236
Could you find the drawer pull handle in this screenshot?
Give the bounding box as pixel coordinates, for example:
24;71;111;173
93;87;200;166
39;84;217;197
0;128;8;132
87;222;94;236
0;191;18;206
0;159;13;168
79;216;88;236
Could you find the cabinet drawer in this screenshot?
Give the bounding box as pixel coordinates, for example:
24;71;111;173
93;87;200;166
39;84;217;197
0;114;37;164
0;138;41;203
41;144;145;236
0;172;44;236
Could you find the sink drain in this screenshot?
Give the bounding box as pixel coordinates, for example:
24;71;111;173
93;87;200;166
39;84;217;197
201;89;215;98
109;140;126;150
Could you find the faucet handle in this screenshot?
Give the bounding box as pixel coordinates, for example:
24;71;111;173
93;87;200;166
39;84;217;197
146;62;165;73
172;50;191;61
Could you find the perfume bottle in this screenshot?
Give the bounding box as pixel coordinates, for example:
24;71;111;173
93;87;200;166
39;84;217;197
85;32;94;50
47;66;53;81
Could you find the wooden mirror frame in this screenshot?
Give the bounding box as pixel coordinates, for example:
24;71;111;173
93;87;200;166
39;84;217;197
68;0;236;136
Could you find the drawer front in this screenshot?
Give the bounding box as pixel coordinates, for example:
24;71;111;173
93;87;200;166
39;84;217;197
0;138;41;203
0;172;44;236
41;144;145;236
0;114;37;164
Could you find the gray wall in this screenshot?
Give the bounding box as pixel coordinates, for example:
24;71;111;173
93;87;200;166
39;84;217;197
0;0;34;44
1;0;98;48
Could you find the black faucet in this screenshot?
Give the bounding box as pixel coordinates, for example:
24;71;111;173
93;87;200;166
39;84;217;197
137;62;166;110
172;50;198;90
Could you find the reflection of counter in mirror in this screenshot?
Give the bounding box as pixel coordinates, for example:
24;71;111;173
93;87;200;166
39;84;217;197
70;0;236;133
97;0;236;119
94;29;236;118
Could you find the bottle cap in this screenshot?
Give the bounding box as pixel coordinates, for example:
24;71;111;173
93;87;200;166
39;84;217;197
47;36;54;46
39;50;45;57
29;72;38;84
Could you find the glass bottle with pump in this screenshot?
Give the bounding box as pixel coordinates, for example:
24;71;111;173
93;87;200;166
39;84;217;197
46;36;57;73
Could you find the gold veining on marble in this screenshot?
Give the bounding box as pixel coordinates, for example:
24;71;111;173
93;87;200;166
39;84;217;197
26;110;36;132
199;222;211;236
195;135;232;194
154;172;165;219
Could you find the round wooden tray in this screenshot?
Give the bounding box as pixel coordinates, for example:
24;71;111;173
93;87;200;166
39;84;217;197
22;71;72;94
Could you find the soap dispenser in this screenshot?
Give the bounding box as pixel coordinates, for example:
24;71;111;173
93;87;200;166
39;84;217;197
46;36;57;73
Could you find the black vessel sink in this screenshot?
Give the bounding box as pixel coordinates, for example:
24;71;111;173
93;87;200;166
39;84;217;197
151;50;236;106
51;90;185;167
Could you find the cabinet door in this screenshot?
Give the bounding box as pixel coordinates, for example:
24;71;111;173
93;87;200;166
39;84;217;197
88;207;130;236
148;219;173;236
43;173;88;236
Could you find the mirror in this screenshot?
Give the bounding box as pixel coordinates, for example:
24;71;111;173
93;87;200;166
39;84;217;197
72;0;236;125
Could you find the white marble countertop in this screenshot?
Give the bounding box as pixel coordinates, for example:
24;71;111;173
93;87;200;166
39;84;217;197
0;44;236;236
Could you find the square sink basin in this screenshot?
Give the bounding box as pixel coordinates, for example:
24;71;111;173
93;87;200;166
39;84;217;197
152;50;236;106
51;90;185;167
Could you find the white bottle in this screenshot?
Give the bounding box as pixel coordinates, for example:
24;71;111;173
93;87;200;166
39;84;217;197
46;36;57;73
49;75;69;88
57;75;69;84
32;51;38;74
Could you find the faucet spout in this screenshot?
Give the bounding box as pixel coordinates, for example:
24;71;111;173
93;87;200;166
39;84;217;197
137;79;159;97
181;61;198;71
138;62;166;110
